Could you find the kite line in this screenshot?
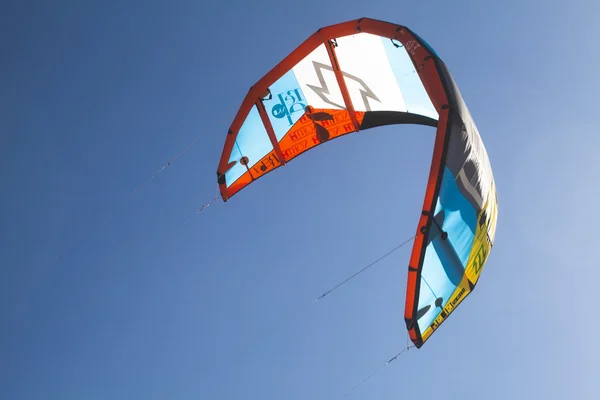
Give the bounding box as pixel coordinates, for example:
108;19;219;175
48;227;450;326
340;345;415;399
225;233;417;361
126;133;204;199
55;132;210;262
184;184;220;224
316;234;416;301
211;234;417;399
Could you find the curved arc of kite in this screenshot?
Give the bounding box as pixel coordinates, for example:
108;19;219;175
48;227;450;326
217;17;498;349
217;18;449;198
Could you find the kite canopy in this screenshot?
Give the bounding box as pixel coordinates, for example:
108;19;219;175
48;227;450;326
217;18;498;348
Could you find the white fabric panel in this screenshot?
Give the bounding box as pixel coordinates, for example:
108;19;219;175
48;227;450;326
292;44;346;110
334;33;407;112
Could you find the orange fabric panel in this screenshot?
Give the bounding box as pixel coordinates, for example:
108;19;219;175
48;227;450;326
225;108;365;196
280;108;365;161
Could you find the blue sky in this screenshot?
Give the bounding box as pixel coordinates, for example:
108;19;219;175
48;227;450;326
2;0;599;399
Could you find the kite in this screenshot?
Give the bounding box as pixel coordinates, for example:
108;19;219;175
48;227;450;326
216;18;498;348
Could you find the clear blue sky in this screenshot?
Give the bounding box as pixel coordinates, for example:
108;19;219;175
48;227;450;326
2;0;599;399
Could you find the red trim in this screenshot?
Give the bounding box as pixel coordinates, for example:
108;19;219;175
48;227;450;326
399;28;450;348
404;109;449;347
324;37;360;132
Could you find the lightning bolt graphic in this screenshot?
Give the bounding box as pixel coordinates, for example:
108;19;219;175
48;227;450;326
305;61;380;111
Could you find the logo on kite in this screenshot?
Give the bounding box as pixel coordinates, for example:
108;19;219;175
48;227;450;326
305;107;335;143
404;40;421;55
306;61;380;111
271;89;307;126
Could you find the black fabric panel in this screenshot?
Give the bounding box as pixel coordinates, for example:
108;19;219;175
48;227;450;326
360;111;438;130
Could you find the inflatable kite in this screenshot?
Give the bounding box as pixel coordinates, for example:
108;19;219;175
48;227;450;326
216;18;498;348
